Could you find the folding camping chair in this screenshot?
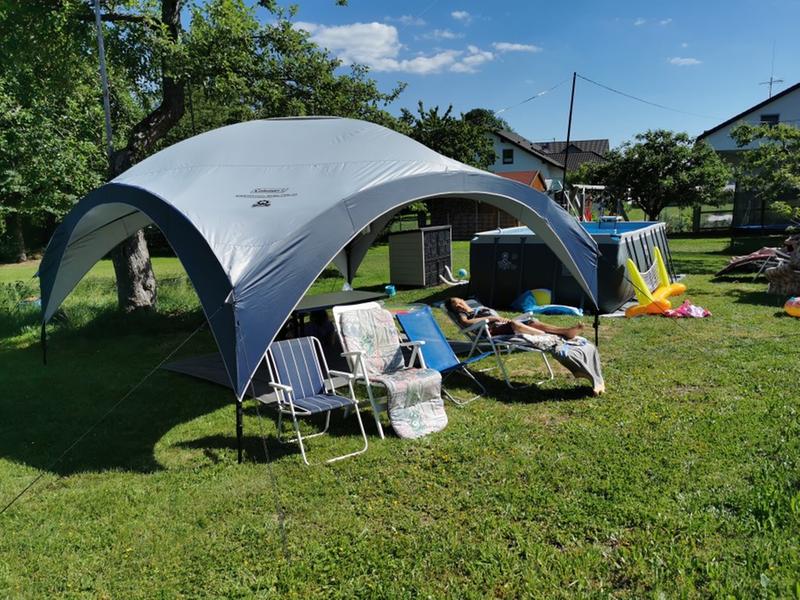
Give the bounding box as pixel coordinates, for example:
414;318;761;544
439;298;554;388
266;336;368;465
395;305;492;406
332;302;428;439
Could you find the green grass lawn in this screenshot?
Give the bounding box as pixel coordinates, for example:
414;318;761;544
1;238;799;598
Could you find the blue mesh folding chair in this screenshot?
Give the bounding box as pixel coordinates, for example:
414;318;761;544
266;336;368;465
395;306;492;405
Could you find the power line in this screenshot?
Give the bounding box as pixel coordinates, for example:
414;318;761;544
576;73;721;120
494;78;570;115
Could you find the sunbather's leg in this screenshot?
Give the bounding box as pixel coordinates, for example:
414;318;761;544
510;319;585;340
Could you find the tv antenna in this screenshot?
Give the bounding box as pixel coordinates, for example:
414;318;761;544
759;42;783;97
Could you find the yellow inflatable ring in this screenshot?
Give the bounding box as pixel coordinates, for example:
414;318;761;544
785;297;800;318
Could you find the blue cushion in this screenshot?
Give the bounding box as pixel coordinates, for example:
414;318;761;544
291;393;353;414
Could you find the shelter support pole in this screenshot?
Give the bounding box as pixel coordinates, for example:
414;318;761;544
346;247;352;287
236;400;244;464
41;322;47;366
593;312;599;347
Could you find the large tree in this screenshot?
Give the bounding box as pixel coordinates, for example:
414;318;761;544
574;130;730;221
462;107;513;133
0;4;106;262
7;0;401;309
105;0;403;311
399;102;496;169
731;123;800;218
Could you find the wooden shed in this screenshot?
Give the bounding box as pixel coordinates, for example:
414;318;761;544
428;171;548;240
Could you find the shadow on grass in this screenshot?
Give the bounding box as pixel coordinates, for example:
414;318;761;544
722;235;787;256
671;257;728;276
727;288;784;307
175;434;297;464
179;408;376;465
477;373;595;404
0;314;227;477
712;273;766;283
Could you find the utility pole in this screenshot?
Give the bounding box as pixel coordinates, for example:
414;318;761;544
562;71;577;209
93;0;114;162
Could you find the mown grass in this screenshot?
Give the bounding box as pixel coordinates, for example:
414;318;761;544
1;237;799;598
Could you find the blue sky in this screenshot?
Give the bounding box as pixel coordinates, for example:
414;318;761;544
257;0;800;147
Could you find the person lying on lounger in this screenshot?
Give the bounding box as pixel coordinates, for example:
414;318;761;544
445;297;584;338
444;297;605;395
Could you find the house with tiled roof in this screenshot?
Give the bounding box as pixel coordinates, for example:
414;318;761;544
488;131;610;186
429;131;564;239
697;81;800;157
495;170;548;192
534;138;609;172
429;131;610;238
698;81;800;229
489;130;565;187
535;139;610;156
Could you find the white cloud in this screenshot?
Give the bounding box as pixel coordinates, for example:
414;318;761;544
634;17;646;26
492;42;542;53
294;21;402;70
397;50;463;74
660;18;673;25
681;42;689;48
295;21;496;75
423;28;463;40
668;56;702;66
451;10;471;22
385;15;426;26
450;45;494;73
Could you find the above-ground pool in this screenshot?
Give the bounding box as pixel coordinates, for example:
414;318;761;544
469;221;677;314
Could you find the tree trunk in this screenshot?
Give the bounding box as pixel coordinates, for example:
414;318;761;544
105;0;185;312
10;213;27;263
111;229;157;311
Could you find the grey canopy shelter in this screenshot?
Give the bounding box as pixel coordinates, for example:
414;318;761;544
39;117;599;461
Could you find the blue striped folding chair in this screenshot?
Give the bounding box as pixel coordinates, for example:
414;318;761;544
266;336;368;465
395;306;492;405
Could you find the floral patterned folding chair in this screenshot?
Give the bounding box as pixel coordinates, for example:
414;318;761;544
332;302;447;439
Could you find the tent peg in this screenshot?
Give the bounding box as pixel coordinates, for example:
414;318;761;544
41;322;47;366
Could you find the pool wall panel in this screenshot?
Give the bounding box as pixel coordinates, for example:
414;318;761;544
469;222;675;313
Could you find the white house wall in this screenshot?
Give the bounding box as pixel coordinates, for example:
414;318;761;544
703;87;800;152
489;135;562;183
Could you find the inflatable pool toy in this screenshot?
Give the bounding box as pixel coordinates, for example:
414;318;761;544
625;247;687;318
785;297;800;317
531;288;551;306
511;288;583;317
